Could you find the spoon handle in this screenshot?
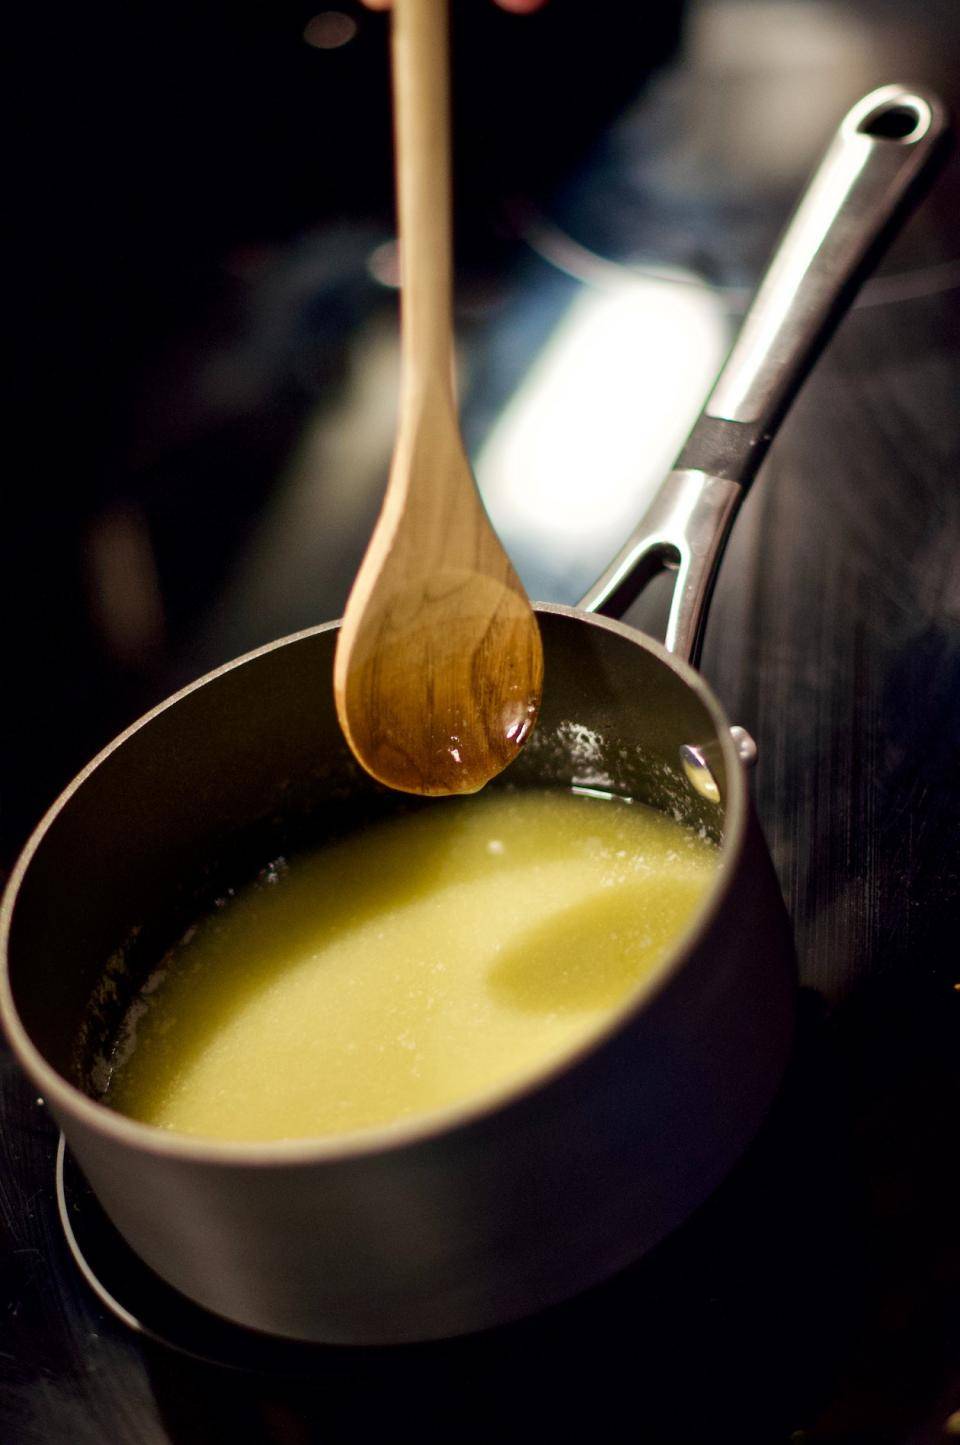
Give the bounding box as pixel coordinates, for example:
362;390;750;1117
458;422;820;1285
393;0;455;414
580;84;950;664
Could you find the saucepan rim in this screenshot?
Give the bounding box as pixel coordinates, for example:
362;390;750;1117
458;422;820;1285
0;604;746;1167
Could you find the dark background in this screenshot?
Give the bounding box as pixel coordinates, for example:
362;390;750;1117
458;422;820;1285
3;1;959;1440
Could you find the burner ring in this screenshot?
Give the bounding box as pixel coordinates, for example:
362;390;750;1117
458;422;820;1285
56;1137;341;1373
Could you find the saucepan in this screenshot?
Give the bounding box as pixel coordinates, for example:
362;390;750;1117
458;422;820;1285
0;85;948;1345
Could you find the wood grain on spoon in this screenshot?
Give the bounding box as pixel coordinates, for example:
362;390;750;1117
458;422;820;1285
334;0;543;796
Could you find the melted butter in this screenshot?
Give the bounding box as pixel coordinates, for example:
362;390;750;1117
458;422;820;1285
104;791;720;1142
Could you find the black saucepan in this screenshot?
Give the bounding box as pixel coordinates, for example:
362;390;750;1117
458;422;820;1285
0;85;948;1344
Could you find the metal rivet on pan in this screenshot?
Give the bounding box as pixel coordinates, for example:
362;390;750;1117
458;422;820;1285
730;725;758;767
680;745;721;803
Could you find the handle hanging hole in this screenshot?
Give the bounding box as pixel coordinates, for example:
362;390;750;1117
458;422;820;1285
858;101;926;142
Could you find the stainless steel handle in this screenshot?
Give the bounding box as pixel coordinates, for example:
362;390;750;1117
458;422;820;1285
580;84;950;665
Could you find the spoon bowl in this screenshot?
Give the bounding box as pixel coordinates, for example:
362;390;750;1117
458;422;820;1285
334;389;542;795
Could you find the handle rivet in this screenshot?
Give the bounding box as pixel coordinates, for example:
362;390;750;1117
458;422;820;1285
730;725;758;767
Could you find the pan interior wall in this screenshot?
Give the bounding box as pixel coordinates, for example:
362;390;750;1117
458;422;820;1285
6;617;727;1089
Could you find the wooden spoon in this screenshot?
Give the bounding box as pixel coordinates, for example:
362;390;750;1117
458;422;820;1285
333;0;543;796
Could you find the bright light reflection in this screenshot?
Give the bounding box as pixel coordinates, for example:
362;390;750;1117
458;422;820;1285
476;270;729;602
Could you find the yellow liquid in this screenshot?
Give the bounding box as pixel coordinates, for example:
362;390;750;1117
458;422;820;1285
105;791;720;1142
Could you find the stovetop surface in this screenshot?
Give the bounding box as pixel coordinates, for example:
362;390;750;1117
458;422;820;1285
4;2;959;1440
